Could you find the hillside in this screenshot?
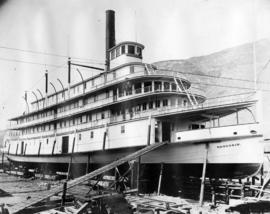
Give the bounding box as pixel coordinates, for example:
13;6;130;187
154;39;270;98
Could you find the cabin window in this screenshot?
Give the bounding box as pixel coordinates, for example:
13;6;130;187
156;100;160;108
106;90;110;98
172;83;176;91
154;81;162;91
46;139;49;144
134;82;142;94
183;99;188;107
189;124;200;130
121;45;125;54
142;103;147;110
92;79;95;87
149;101;153;109
113;71;116;80
121;125;125;133
164;82;170;91
116;47;120;57
128;45;135;54
163;99;168;107
130;65;134;74
79;133;82;141
90;131;94;138
88;114;92;122
137;47;142;57
101;112;105;119
144;82;152;92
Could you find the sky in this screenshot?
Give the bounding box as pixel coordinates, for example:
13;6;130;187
0;0;270;129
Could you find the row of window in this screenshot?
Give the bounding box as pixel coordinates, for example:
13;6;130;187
110;44;142;60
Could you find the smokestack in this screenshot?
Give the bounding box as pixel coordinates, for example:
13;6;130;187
105;10;115;72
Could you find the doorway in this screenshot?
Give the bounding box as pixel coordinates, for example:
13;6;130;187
62;136;69;154
162;122;171;142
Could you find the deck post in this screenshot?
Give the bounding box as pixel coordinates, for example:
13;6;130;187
137;156;141;194
199;143;208;207
157;163;164;195
38;142;41;156
67;135;76;180
15;144;19;156
52;140;56;155
102;130;107;150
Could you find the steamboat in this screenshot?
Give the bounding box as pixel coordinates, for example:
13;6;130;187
1;10;264;180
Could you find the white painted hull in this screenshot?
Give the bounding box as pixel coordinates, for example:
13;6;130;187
6;136;263;178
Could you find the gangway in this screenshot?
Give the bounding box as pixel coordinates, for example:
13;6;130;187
9;141;168;214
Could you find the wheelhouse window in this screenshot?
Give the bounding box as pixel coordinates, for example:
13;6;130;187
136;46;142;57
111;49;116;60
116;47;120;57
121;45;125;54
128;45;135;54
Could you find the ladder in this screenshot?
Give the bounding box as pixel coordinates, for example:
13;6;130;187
174;77;198;106
9;141;167;214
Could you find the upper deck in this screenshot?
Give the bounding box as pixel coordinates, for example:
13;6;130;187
9;62;203;121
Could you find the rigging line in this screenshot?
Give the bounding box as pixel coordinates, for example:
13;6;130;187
160;68;270;85
0;57;64;68
0;45;104;63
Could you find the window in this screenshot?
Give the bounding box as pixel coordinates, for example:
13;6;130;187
149;101;153;109
137;47;142;57
106;90;109;98
156;100;160;108
111;50;116;60
116;47;120;57
183;99;188;107
88;114;92;122
128;45;135;54
172;83;177;91
90;131;94;138
163;99;168;107
79;133;82;140
142;103;147;110
121;45;125;54
101;112;105;119
113;71;116;80
121;125;125;133
164;82;170;91
46;139;49;144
